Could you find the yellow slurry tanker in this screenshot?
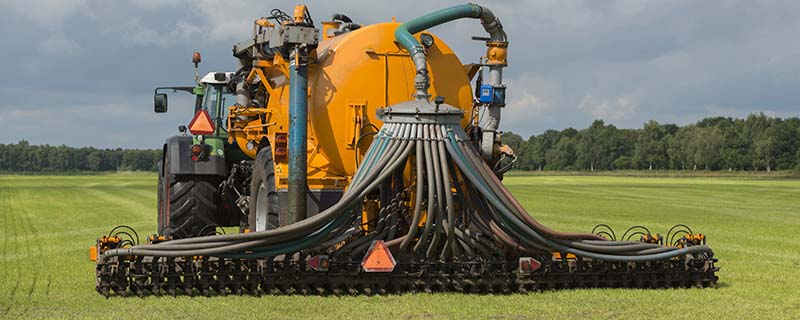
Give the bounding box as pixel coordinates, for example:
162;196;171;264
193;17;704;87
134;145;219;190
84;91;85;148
93;4;718;297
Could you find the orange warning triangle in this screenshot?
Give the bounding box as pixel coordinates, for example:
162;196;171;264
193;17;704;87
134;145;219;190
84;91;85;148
188;109;215;135
361;240;396;272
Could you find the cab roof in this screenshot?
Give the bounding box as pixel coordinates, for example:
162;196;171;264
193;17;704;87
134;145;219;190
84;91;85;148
200;72;234;84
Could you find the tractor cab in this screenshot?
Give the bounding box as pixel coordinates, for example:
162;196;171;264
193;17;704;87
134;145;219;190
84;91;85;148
153;71;234;136
153;51;235;136
196;72;235;134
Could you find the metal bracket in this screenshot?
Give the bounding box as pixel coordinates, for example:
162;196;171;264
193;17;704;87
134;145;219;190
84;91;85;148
269;25;319;48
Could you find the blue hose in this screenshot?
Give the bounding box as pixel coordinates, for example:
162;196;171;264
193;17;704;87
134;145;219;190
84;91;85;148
288;49;309;223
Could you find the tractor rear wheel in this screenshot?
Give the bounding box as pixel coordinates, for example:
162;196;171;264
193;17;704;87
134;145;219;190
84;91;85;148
249;147;281;232
158;155;221;239
157;160;166;232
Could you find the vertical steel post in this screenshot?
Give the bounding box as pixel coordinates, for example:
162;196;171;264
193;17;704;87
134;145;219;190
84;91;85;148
288;47;308;223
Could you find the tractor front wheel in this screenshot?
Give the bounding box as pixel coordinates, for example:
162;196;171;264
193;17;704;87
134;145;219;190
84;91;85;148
249;147;281;232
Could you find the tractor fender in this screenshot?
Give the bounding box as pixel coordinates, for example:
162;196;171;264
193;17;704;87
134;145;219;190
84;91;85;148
163;135;227;177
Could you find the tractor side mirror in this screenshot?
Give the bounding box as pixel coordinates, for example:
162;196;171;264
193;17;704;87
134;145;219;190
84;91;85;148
154;93;168;113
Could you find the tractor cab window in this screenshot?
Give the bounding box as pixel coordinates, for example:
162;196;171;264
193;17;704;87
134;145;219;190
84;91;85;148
201;84;235;130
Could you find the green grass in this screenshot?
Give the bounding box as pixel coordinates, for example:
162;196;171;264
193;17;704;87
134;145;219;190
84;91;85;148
507;169;800;178
1;173;799;319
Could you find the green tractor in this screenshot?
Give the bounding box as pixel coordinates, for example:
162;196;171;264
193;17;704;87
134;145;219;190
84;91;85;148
152;53;250;239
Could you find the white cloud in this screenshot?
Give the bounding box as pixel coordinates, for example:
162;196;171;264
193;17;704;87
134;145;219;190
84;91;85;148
126;0;181;10
2;0;86;56
2;0;87;28
506;85;552;115
6;103;155;123
118;19;202;47
38;33;82;55
0;93;197;148
497;75;561;134
507;76;556;114
512;91;551;114
578;95;636;120
123;0;283;43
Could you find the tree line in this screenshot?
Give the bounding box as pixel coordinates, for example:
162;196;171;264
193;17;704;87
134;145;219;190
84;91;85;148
2;113;798;173
501;113;800;172
0;140;160;172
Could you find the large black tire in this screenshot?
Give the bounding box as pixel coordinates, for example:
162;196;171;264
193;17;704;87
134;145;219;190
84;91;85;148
157;160;166;232
157;154;221;239
248;147;281;232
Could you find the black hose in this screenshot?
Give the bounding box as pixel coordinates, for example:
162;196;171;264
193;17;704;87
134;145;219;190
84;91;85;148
103;130;413;259
414;125;436;255
110;141;417;259
331;13;353;23
428;125;446;259
444;129;715;262
400;129;425;250
436;126;459;257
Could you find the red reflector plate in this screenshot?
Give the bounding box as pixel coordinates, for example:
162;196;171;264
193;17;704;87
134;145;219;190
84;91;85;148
361;240;396;272
307;255;330;272
188;109;215;135
518;257;541;273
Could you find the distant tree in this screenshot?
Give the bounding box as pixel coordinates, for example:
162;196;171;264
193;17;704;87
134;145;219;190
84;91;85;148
545;136;577;170
772;118;799;170
87;150;104;171
500;114;799;173
577;120;608;171
535;130;562;170
718;118;749;170
612;156;631;169
611;129;638;169
694;126;724;170
796;149;800;171
744;113;772;171
525;136;545;171
634;120;668;170
666;129;689;170
753;126;777;172
0;141;159;172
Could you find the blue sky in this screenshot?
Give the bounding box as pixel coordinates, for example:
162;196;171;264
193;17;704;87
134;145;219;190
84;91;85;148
1;0;799;148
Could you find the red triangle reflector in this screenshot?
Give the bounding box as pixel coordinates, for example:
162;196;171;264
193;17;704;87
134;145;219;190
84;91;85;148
361;240;396;272
307;255;330;272
518;257;541;273
188;109;215;135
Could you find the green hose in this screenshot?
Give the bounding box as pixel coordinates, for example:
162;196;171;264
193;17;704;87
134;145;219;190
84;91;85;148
394;4;480;57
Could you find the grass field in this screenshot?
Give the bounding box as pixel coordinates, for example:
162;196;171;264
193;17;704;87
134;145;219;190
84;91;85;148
1;173;799;319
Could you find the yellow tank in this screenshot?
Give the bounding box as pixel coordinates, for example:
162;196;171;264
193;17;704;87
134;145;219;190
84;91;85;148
228;21;473;190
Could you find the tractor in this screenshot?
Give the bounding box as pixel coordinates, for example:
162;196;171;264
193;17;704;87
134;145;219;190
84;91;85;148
153;68;243;239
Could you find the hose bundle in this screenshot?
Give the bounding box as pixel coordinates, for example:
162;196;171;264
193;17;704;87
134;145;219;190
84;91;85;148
102;120;714;263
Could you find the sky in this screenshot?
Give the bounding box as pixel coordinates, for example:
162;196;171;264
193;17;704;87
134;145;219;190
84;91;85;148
1;0;799;148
